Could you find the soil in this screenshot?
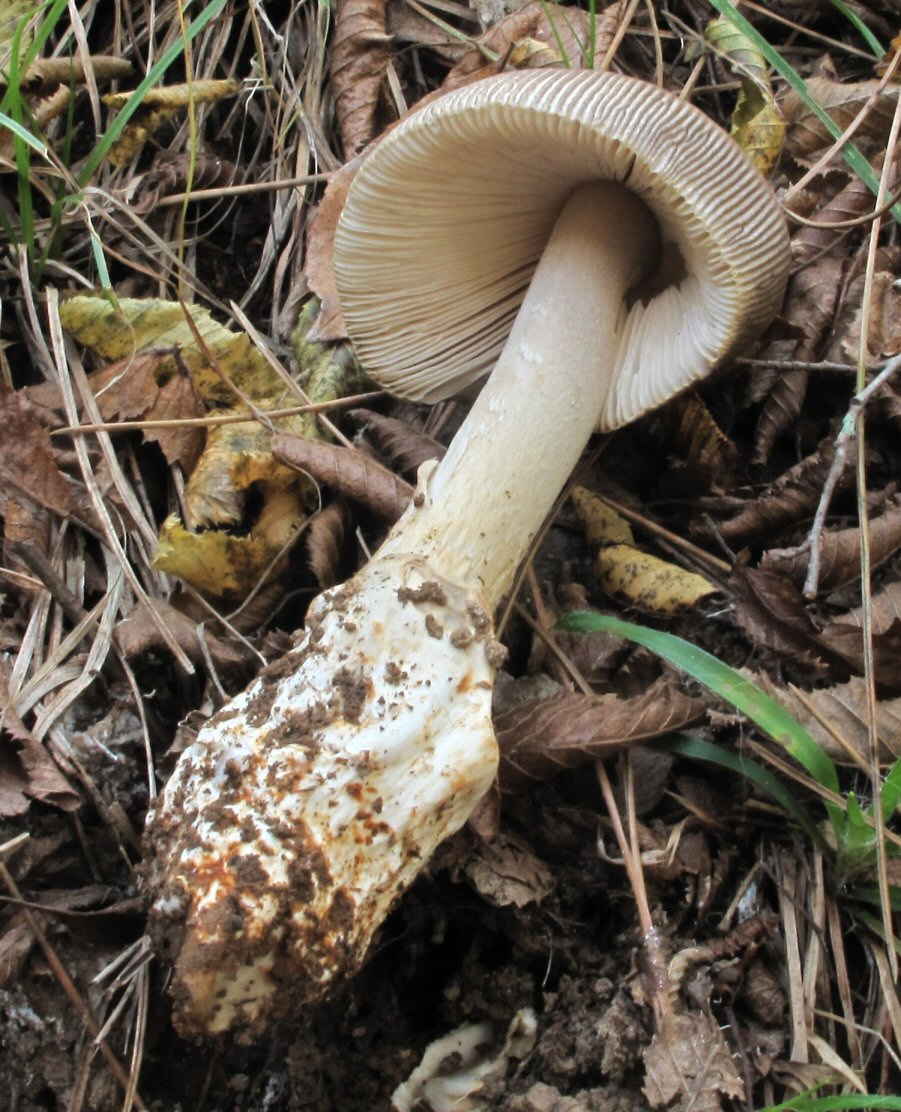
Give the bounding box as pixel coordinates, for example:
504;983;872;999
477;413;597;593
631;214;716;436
0;723;783;1111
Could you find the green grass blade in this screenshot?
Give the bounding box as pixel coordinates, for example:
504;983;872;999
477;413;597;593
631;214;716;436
849;886;901;911
761;1095;901;1111
879;755;901;820
0;110;47;155
86;222;114;295
827;0;884;56
708;0;901;224
662;735;826;849
558;611;840;794
76;0;231;185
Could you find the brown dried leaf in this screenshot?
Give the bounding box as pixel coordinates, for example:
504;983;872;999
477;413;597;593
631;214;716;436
22;56;131;87
727;566;842;679
844;580;901;632
1;664;80;815
762;495;901;591
0;746;31;818
307;501;352;589
783;675;901;762
820;618;901;694
90;351;162;419
661;394;738;496
0;919;34;988
349;408;445;477
273;432;412;522
131;151;240;213
459;831;555;908
0;391;71;516
331;0;391;158
552;628;629;685
792;173;877;270
142;370;206;471
497;679;704;793
0;86;70;160
445;2;596;88
115;599;251;673
714;439;854;545
386;3;470;64
753;174;871;462
741;959;787;1026
831;270;901;364
3;497;51;557
783;77;901;157
305;159;361;341
643;1011;744;1111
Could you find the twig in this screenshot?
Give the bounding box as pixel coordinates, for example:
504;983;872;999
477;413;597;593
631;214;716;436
155;171;335;207
800;354;901;598
52;389;385;437
736;357;884;373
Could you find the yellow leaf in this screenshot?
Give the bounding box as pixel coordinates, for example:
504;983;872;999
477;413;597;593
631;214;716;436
0;1;38;60
572;485;716;614
102;79;240;166
63;294;369;600
102;79;240;111
508;37;561;67
184;422;301;530
153;487;304;599
571;486;633;546
596;546;717;615
60;294;287;407
705;16;785;176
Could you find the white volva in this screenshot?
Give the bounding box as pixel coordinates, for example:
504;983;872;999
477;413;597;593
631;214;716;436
145;68;791;1038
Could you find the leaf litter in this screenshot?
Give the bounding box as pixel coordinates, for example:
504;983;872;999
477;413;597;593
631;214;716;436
2;1;901;1110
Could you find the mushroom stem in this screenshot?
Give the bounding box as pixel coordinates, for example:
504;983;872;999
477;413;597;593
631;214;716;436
378;180;659;608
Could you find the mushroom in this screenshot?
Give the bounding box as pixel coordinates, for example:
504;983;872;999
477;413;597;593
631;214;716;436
144;68;790;1040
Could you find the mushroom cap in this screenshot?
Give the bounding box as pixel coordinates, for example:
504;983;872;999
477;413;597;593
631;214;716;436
334;68;790;431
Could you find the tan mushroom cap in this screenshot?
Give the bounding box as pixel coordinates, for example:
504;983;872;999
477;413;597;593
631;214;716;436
334;67;790;431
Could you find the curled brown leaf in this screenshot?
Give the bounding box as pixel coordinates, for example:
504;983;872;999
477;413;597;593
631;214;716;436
496;679;704;793
714;439;855;545
331;0;392;158
349;407;445;477
761;494;901;591
273;432;412;522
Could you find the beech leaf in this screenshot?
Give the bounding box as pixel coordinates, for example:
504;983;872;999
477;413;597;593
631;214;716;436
153;487;304;599
759;674;901;763
331;0;391;158
762;495;901;592
306;501;352;589
660;394;738;496
273;433;413;523
497;679;704;793
0;391;71;517
572;486;716;614
349;408;445;477
714;439;854;545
